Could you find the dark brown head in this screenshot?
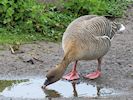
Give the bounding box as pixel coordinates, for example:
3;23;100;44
42;64;66;88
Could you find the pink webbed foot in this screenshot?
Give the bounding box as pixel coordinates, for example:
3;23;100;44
63;71;80;81
84;70;101;79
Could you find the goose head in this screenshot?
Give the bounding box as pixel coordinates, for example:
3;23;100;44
43;64;66;88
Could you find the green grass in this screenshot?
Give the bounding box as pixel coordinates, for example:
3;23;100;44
0;0;130;44
0;33;44;44
0;28;53;44
0;32;56;44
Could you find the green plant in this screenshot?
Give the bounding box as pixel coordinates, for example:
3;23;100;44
0;0;45;32
0;0;75;42
0;0;130;44
59;0;129;17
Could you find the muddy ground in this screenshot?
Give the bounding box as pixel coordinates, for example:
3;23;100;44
0;5;133;100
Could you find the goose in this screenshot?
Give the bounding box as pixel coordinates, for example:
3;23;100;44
42;15;125;88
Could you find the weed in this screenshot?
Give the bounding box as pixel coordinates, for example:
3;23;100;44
0;0;130;44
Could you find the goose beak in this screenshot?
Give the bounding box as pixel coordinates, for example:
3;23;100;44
41;85;47;89
42;79;50;89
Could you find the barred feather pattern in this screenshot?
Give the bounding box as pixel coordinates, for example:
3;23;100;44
110;21;122;39
62;16;122;61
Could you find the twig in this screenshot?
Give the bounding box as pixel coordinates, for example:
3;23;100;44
10;46;15;54
33;57;43;63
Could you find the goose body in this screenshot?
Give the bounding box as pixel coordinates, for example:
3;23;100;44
43;15;125;87
62;16;111;61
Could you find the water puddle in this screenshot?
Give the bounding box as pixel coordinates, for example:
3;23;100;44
0;78;118;99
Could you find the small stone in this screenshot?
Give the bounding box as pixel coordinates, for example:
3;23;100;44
117;62;122;65
128;64;133;67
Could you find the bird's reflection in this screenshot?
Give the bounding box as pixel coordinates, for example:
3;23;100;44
42;88;61;98
97;86;101;97
42;80;102;99
71;81;78;97
71;80;102;97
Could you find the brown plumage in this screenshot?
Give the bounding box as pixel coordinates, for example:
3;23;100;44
43;15;125;87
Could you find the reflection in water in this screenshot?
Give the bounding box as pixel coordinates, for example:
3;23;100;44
43;80;115;98
97;86;101;97
70;81;102;97
0;78;116;99
0;79;28;92
43;88;61;98
72;82;78;97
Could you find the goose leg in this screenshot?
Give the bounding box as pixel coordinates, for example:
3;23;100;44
63;61;80;80
84;58;102;79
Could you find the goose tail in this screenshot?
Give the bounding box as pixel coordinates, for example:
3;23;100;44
118;24;125;32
